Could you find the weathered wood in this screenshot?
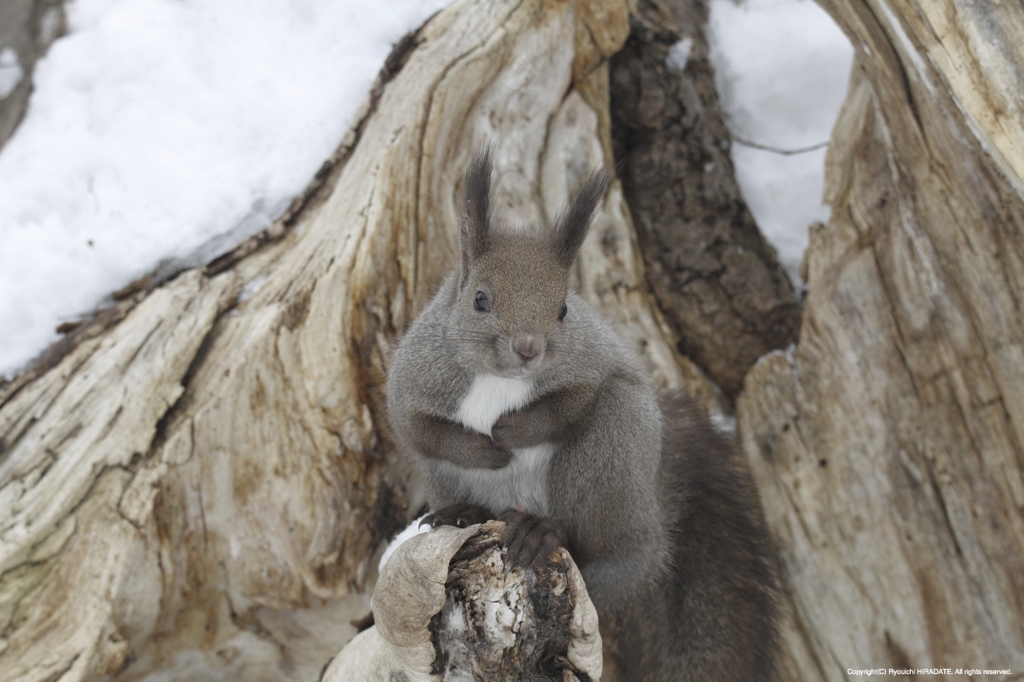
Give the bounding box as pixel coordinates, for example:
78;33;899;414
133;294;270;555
11;0;1022;677
738;1;1024;678
0;0;718;679
322;522;602;682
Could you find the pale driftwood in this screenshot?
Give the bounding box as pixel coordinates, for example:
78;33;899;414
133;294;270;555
737;1;1024;678
0;0;718;680
322;522;602;682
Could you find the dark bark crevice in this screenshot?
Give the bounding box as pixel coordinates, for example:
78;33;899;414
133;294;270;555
609;0;801;399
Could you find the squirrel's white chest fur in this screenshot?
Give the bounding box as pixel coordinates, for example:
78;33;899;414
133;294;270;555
456;374;534;435
452;374;554;515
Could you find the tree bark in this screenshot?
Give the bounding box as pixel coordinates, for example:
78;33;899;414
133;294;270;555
321;522;602;682
0;1;716;680
5;0;1023;679
610;0;801;400
737;1;1024;678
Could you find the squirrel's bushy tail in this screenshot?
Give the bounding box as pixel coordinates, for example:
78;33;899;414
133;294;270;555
611;393;782;682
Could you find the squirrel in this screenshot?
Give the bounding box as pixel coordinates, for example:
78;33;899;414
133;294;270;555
386;149;780;681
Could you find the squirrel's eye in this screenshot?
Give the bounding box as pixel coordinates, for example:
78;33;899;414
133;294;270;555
474;291;490;312
558;302;568;320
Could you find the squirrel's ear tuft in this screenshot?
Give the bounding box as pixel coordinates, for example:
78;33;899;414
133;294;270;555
552;168;609;267
460;149;493;279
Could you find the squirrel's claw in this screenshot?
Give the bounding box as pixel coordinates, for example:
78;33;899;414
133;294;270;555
423;503;494;529
498;509;567;569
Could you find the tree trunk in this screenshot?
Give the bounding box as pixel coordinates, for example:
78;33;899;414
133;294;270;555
4;0;1023;679
610;0;801;401
321;522;602;682
737;1;1024;678
0;1;715;679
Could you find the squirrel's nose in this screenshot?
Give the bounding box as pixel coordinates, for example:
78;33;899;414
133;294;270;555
512;334;541;361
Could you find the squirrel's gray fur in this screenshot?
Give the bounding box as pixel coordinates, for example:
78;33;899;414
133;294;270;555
386;149;780;680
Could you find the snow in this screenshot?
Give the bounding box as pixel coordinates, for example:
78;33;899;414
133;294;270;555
0;48;23;99
237;275;268;305
379;515;431;573
707;0;853;289
666;38;694;72
0;0;450;379
0;0;852;379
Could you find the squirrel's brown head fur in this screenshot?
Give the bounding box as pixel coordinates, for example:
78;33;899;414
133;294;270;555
453;149;608;379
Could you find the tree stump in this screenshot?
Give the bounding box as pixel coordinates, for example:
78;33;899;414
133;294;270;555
0;0;713;679
3;0;1023;679
737;1;1024;677
322;522;602;682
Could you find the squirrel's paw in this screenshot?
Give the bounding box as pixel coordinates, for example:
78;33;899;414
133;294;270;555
460;435;513;469
492;410;544;450
498;509;567;569
422;503;494;529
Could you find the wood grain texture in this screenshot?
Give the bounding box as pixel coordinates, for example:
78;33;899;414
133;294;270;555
323;522;601;682
738;1;1024;678
0;1;717;679
11;0;1019;677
